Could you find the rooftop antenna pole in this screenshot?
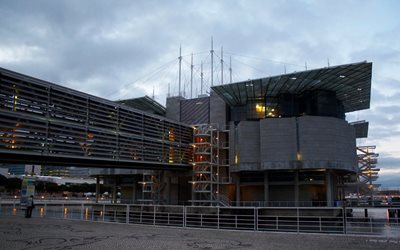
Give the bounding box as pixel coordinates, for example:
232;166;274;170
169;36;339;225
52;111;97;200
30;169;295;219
327;58;330;67
201;61;204;95
229;56;232;83
305;61;308;70
152;86;155;99
190;52;193;98
284;64;287;74
183;77;186;98
210;37;214;87
221;46;224;85
178;45;182;96
168;83;170;97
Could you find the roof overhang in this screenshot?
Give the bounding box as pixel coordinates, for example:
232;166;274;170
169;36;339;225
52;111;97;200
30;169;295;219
116;95;166;116
212;61;372;113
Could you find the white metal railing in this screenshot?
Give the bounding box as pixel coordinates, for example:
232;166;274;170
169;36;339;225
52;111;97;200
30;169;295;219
1;201;399;238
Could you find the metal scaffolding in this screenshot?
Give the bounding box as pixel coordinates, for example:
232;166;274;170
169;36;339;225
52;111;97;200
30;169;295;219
138;171;164;204
357;146;380;199
189;124;231;206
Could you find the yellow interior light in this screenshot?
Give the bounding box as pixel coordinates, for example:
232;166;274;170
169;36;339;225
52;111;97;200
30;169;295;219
296;152;302;161
255;104;266;113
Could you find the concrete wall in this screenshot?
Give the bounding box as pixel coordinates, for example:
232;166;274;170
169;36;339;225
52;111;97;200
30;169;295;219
210;91;227;128
269;185;295;201
180;97;210;125
233;116;357;172
165;96;185;122
241;185;264;201
260;118;297;169
235;121;260;170
298;116;357;172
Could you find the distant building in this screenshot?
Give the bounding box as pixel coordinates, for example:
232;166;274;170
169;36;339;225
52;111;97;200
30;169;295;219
41;166;69;177
69;167;90;178
2;164;41;176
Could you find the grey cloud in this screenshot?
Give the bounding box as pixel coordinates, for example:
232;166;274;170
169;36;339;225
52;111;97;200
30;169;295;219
378;174;400;188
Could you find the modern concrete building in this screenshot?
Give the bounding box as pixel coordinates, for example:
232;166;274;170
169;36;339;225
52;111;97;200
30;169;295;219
0;61;373;206
161;61;372;206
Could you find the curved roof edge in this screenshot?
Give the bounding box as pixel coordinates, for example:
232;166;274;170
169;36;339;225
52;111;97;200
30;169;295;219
212;61;372;113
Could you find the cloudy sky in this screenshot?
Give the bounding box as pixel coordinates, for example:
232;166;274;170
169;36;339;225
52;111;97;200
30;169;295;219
1;0;399;187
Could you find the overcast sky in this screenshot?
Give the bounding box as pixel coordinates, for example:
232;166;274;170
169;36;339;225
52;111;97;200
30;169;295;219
1;0;399;187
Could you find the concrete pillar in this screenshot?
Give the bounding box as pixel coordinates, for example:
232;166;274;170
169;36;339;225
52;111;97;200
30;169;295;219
132;180;136;203
166;174;171;205
264;172;269;206
326;170;332;206
235;173;240;206
294;170;299;206
95;176;100;203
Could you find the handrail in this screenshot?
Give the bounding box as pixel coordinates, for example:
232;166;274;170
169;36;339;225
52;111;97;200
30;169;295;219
1;202;399;238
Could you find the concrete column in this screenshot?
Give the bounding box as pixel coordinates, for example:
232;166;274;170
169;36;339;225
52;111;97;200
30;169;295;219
235;173;240;206
326;170;332;206
294;170;299;206
264;172;269;206
132;180;136;203
165;172;171;205
95;176;100;203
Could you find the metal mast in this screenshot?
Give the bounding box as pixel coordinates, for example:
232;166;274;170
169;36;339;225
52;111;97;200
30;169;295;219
221;46;224;84
178;45;182;96
210;37;214;86
229;56;232;83
190;53;193;98
201;61;204;95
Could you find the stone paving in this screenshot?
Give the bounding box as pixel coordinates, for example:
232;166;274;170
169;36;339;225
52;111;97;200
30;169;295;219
0;215;399;250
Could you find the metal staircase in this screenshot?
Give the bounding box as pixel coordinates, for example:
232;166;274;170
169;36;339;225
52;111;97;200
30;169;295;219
189;124;231;206
357;145;380;197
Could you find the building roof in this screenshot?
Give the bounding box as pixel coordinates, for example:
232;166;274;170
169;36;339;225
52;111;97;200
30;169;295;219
212;61;372;113
116;95;166;116
350;120;369;138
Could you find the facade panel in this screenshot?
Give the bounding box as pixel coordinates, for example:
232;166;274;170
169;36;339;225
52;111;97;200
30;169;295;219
260;117;297;169
298;116;357;172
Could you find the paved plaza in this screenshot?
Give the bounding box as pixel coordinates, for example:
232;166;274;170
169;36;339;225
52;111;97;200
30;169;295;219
0;215;399;250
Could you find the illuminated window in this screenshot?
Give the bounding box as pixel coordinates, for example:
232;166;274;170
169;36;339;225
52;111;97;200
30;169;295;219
255;104;265;113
